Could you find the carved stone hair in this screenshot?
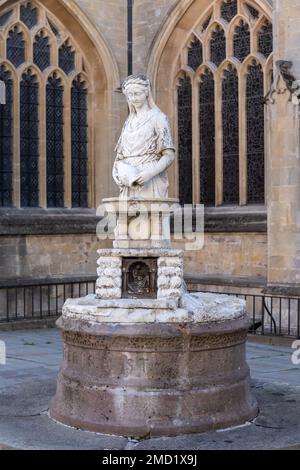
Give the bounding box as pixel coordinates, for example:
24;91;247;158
121;74;150;94
121;74;157;111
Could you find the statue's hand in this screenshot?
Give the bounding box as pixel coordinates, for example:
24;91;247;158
133;169;153;186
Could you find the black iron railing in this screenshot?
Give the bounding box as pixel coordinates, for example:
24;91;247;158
191;290;300;339
0;280;299;338
0;279;96;323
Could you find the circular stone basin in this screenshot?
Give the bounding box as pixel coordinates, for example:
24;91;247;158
49;295;258;438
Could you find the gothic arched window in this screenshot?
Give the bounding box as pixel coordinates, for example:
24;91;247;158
7;26;25;68
71;76;88;208
20;2;38;29
199;69;215;206
0;1;91;208
20;69;39;207
33;31;51;71
246;61;265;203
221;0;238;22
258;20;273;58
210;26;226;66
176;0;272;206
177;74;193;205
233;20;250;62
0;66;13;207
222;66;239;204
187;37;203;71
46;73;64;208
59;41;75;75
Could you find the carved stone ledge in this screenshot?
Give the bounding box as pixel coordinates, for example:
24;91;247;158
0;208;100;235
0;208;267;235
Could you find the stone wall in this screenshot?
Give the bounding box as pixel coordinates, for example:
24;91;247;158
0;231;267;283
0;234;100;280
133;0;178;74
174;232;267;279
74;0;179;77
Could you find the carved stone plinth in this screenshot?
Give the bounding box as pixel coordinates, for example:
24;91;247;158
49;308;257;438
102;197;180;249
96;248;184;304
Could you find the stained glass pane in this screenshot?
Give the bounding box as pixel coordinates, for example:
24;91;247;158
221;0;237;23
48;19;60;37
7;26;25;68
177;75;193;205
0;66;13;207
246;62;264;203
187;37;203;71
258;20;273;58
234;21;251;62
0;10;13;27
20;70;39;207
199;69;215;206
59;41;75;75
46;74;64;207
20;2;38;29
246;3;259;19
71;76;88;208
33;31;51;71
222;67;239;204
210;27;226;67
202;13;212;31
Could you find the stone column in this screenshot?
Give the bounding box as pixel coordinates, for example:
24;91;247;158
266;1;300;290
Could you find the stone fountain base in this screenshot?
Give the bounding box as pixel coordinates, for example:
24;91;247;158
49;294;258;438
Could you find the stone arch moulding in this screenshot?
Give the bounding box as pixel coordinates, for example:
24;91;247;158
0;0;121;206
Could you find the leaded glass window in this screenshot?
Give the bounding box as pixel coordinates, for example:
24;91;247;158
33;31;51;71
222;67;239;204
7;26;25;68
246;3;259;19
46;74;64;208
177;75;193;205
20;2;38;29
20;69;39;207
48;19;60;37
59;41;75;75
233;21;251;62
71;76;88;208
0;66;13;207
187;37;203;71
199;70;215;206
202;14;212;31
246;62;264;203
176;0;272;206
221;0;237;23
0;1;91;209
258;20;273;58
0;10;12;27
210;26;226;67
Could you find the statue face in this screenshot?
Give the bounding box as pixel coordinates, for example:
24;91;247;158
125;84;148;110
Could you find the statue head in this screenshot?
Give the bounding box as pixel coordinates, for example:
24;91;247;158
121;74;156;113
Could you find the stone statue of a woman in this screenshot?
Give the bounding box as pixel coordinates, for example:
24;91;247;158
113;74;175;198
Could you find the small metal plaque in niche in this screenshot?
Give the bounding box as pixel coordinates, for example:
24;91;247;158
122;257;157;299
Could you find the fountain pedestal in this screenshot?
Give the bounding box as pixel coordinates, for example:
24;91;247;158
50;197;258;437
50;301;257;437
